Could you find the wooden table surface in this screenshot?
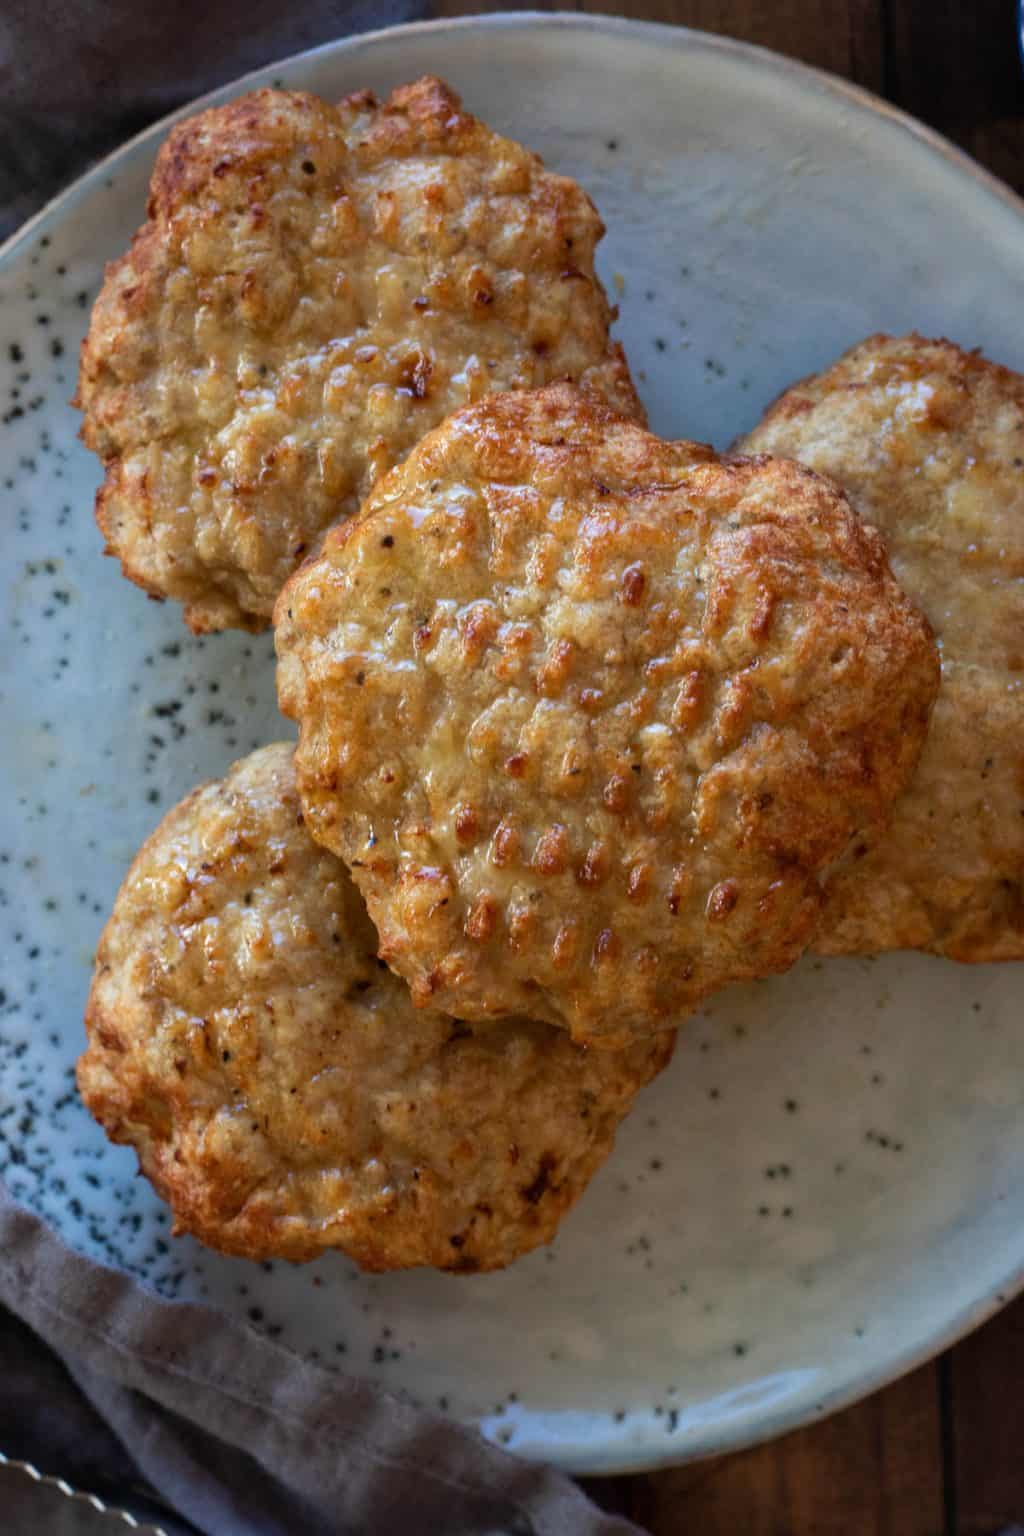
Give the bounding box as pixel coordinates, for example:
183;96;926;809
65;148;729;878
429;1;1024;1531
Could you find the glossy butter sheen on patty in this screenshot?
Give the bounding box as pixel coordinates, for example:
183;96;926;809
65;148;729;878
275;383;939;1045
76;78;641;632
78;745;672;1271
740;332;1024;961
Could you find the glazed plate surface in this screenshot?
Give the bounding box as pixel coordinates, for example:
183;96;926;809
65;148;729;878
2;13;1023;1474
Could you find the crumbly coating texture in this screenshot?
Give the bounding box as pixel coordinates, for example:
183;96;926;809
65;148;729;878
275;384;939;1044
740;333;1024;961
76;79;641;633
78;746;670;1270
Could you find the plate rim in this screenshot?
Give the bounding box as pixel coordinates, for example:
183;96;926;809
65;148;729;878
4;9;1024;269
4;8;1024;1477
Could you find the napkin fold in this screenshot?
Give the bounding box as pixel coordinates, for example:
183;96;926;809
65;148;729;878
0;1185;642;1536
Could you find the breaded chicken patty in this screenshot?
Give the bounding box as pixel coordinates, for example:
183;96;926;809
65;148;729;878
76;79;640;633
740;333;1024;961
275;384;939;1045
77;746;671;1271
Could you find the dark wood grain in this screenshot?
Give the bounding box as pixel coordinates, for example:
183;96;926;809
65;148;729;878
883;0;1024;194
952;1293;1024;1534
631;1363;946;1535
433;0;885;85
427;2;1024;1528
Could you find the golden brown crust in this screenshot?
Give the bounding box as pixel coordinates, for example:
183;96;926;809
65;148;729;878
275;384;939;1043
77;745;671;1270
77;80;642;633
740;333;1024;961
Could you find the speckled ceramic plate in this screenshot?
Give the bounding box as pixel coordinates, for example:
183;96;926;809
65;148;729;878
3;12;1024;1477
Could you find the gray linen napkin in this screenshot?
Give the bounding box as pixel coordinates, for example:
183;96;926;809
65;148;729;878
0;4;648;1531
0;1185;642;1536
